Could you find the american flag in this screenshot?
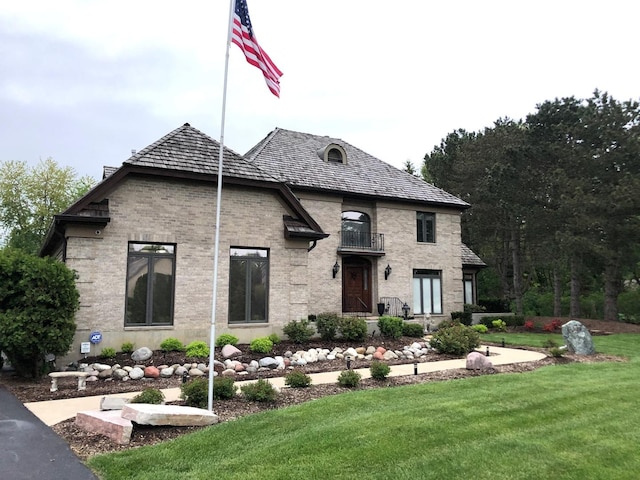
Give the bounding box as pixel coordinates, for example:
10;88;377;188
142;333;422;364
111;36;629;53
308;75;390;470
231;0;283;97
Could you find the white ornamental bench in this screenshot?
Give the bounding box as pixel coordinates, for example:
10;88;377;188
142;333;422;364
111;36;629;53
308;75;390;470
48;371;90;392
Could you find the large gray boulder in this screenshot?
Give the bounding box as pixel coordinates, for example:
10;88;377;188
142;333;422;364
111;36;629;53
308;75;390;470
562;320;595;355
131;347;153;362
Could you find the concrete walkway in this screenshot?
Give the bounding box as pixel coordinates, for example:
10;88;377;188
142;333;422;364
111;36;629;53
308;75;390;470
25;345;546;426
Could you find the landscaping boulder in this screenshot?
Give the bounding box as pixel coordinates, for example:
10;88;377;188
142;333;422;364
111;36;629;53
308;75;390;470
562;320;595;355
131;347;153;362
466;351;493;370
221;344;242;359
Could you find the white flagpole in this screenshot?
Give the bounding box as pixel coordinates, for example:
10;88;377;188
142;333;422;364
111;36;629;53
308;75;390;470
208;0;236;413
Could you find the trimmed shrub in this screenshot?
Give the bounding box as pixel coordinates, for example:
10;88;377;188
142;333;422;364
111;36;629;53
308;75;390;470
120;341;135;354
185;341;210;358
472;324;488;334
0;249;79;378
315;312;340;341
403;322;425;338
430;324;480;356
212;377;237;400
160;337;184;352
215;334;239;347
284;370;312;388
181;378;208;408
100;347;117;359
241;379;278;402
338;317;367;342
378;316;404;339
268;333;281;345
370;361;391;380
283;319;315;344
337;370;361;388
250;337;273;354
130;388;165;404
180;378;236;407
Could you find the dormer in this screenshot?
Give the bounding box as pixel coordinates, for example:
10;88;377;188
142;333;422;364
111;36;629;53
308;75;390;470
317;143;347;164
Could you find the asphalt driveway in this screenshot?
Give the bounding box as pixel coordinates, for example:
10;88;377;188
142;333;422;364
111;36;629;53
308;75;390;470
0;385;97;480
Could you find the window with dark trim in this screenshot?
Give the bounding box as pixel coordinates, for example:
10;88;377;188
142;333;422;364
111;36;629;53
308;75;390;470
412;269;442;314
229;247;269;324
416;212;435;243
463;273;474;305
125;243;176;326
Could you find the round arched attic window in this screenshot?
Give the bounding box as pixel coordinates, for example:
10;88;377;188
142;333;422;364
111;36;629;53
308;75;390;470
316;143;347;164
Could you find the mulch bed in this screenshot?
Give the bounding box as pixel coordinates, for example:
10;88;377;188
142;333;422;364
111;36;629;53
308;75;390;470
1;317;637;460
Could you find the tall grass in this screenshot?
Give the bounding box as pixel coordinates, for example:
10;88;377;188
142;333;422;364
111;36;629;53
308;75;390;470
88;335;640;480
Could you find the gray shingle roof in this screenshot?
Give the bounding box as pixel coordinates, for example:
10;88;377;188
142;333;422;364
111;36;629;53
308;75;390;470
462;244;486;267
124;123;280;184
245;128;469;208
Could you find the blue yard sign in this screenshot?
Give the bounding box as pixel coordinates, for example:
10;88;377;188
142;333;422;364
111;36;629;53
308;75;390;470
89;331;103;344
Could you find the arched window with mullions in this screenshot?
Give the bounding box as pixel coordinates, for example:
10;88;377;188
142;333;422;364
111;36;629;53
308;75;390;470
341;211;371;249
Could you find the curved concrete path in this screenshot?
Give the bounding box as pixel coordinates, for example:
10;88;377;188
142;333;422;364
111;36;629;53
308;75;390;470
25;345;546;426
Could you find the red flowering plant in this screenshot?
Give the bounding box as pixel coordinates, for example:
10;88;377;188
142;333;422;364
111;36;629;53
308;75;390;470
524;320;535;331
543;319;562;332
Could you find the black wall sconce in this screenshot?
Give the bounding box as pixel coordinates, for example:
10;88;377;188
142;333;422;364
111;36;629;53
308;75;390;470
384;264;392;280
402;302;410;320
332;261;340;278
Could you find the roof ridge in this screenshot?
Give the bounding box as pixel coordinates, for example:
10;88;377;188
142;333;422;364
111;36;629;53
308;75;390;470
244;127;281;161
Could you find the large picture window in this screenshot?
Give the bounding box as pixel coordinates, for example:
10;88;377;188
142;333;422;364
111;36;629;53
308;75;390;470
413;269;442;314
229;248;269;324
125;243;175;326
416;212;435;243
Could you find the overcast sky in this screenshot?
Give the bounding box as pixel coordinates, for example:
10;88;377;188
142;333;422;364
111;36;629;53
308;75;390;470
1;0;638;181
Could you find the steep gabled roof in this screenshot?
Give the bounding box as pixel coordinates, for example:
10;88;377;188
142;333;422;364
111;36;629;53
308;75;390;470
124;123;280;184
40;124;328;256
245;128;469;209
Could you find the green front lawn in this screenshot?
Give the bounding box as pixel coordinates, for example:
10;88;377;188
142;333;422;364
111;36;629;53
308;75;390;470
88;334;640;480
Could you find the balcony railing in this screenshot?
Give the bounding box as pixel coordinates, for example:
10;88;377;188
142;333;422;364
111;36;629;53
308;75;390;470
338;230;385;253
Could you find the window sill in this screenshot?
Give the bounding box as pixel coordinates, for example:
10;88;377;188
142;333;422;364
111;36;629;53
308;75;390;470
228;323;269;328
124;325;174;330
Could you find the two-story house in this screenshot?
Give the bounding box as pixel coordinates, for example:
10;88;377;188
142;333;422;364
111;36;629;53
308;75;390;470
40;123;483;360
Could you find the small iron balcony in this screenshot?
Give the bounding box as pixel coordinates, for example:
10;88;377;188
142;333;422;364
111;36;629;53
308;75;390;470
338;231;385;254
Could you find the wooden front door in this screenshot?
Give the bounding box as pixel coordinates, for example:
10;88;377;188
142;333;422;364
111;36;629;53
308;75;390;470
342;260;371;313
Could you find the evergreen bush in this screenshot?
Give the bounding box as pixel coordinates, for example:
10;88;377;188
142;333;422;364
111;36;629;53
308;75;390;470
337;370;361;388
338;317;367;342
130;388;165;404
283;319;315;343
284;370;312;388
315;312;340;341
370;361;391;380
403;322;425;337
241;379;278;402
378;315;404;339
120;341;135;353
0;249;79;377
430;324;480;356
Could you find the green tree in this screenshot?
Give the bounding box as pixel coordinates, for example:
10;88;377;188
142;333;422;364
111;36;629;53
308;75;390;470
0;248;79;377
0;158;94;254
